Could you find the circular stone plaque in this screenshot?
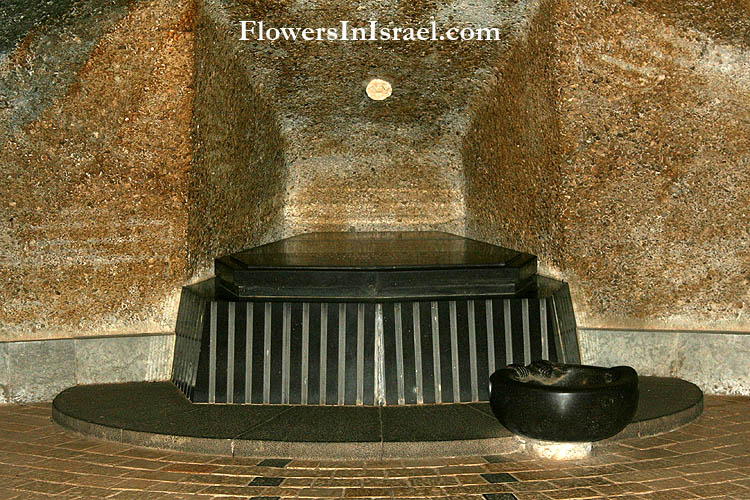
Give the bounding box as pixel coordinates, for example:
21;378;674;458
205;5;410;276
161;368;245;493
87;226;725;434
366;79;392;100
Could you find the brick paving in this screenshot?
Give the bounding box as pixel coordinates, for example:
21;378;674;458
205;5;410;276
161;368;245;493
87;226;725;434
0;396;748;499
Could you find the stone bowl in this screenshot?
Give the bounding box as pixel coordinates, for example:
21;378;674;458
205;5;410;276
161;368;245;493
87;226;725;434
489;361;639;442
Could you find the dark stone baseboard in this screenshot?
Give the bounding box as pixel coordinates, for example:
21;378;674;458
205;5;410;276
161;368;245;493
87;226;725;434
0;334;174;403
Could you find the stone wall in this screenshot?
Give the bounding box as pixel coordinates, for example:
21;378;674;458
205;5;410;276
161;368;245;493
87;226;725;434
210;0;541;237
463;0;562;272
580;328;750;396
0;0;194;341
464;0;750;333
555;0;750;332
187;0;287;277
0;0;748;396
0;334;173;403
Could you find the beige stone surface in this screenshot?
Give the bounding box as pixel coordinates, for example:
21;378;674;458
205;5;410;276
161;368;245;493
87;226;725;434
215;0;534;237
465;0;750;332
188;0;286;277
555;0;750;332
0;0;194;341
463;0;562;265
1;0;747;341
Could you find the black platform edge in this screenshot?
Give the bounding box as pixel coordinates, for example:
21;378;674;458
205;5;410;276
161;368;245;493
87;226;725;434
214;231;538;301
52;377;703;460
604;376;704;441
51;405;518;460
183;275;572;303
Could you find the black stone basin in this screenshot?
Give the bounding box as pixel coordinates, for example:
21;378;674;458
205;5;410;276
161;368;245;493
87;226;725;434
489;361;639;442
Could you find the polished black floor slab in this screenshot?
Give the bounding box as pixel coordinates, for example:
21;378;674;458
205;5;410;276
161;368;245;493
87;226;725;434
53;376;703;459
380;404;503;442
237;405;382;443
634;376;703;420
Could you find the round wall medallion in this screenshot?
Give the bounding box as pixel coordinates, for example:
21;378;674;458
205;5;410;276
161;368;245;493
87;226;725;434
366;79;392;100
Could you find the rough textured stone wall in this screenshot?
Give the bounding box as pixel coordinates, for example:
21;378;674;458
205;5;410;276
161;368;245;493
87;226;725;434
555;0;750;331
216;0;542;237
0;0;194;341
1;0;747;344
187;0;287;277
464;0;749;332
463;0;562;272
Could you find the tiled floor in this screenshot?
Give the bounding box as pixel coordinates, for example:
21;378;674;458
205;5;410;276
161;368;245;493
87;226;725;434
0;396;749;499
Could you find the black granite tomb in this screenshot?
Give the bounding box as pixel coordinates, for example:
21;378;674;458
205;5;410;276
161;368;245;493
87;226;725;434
214;231;538;301
172;231;580;405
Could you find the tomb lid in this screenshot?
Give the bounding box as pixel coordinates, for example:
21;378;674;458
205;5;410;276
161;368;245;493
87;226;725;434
220;231;533;270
